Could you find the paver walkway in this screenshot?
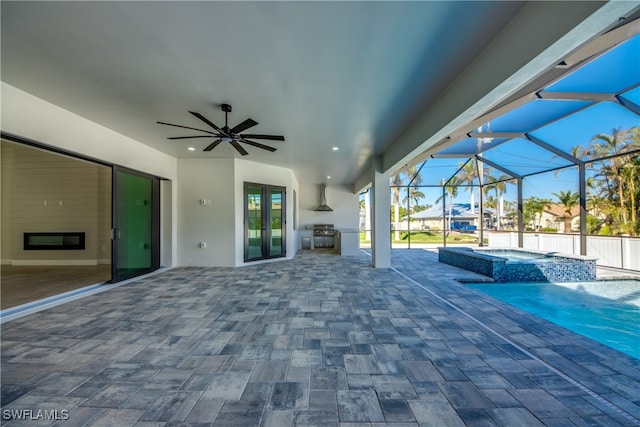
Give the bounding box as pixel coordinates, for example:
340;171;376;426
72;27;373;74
1;249;639;426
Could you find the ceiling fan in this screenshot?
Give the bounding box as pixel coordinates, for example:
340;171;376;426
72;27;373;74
157;103;284;155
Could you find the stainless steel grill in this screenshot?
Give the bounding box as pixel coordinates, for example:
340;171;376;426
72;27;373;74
313;224;335;248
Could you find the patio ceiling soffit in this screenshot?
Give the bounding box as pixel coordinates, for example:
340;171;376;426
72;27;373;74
403;15;640;173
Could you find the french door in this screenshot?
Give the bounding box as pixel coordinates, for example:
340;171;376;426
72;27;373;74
244;182;286;262
112;166;160;282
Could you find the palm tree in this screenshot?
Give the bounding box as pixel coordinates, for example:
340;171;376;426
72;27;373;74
552;190;580;233
403;187;426;214
578;126;640;235
363;189;372;240
404;165;425;214
483;194;497;209
503;200;518;230
484;173;511;230
621;157;639;234
391;165;424;239
524;197;552;231
401;186;425;234
457;159;477;214
586;128;634;225
391;174;404;241
436;176;460;233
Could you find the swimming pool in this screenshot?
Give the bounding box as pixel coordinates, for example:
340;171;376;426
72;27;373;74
466;280;640;359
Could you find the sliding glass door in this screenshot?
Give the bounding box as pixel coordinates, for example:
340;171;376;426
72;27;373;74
112;166;160;282
244;182;286;262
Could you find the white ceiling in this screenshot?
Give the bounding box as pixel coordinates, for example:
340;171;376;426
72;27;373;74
1;2;631;187
0;1;527;185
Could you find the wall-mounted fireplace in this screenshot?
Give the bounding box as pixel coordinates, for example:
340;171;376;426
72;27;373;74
23;232;85;250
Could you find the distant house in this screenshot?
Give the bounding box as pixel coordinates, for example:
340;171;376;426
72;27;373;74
402;204;495;231
536;204;581;232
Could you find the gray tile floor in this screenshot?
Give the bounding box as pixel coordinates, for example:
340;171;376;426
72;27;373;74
1;249;639;426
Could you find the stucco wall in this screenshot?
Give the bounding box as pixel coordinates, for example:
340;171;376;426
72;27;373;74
298;183;359;231
177;158;236;267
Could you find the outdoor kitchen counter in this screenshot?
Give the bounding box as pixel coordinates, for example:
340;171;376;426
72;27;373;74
335;229;360;256
299;229;314;250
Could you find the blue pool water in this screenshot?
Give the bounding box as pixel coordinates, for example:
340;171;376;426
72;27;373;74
480;249;549;262
466;280;640;359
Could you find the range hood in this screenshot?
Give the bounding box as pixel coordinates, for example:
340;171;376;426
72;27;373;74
314;184;333;211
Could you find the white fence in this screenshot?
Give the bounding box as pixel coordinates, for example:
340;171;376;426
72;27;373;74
487;232;640;272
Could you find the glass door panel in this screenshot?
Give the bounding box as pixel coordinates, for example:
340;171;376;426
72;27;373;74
112;167;159;282
245;182;286;261
270;188;284;257
246;184;264;261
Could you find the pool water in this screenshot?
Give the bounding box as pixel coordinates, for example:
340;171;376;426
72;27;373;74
466;280;640;359
479;249;548;262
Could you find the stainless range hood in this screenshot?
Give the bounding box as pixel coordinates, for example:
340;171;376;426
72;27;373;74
314;184;333;211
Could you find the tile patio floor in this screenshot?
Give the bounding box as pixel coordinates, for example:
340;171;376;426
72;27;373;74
1;249;639;426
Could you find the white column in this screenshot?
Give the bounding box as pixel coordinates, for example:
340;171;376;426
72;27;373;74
371;156;391;268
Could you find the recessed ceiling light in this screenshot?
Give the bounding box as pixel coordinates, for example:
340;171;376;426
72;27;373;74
187;147;196;151
331;146;339;151
327;176;331;179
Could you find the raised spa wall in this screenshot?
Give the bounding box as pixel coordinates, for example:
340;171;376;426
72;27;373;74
438;247;597;283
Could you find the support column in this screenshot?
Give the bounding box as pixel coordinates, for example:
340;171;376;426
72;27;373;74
442;185;447;247
478;184;484;247
517;177;524;248
371;156;391;268
477;148;484;247
578;163;587;255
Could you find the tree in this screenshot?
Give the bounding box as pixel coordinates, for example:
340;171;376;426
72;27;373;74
403;165;425;218
457;159;477;214
621;157;639;234
503;200;518;230
391;174;404;241
391;166;425;238
483;173;511;230
552;190;580;233
436;176;460;233
483;194;497;209
577;126;639;236
524;197;552;231
403;187;426;232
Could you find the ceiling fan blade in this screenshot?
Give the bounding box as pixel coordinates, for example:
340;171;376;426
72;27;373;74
231;118;258;134
189;111;224;133
168;135;219;140
157;121;217;135
203;139;223;151
241;134;285;141
229;140;249;156
240;138;277;152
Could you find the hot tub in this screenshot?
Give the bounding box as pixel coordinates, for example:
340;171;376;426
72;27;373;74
438;247;597;282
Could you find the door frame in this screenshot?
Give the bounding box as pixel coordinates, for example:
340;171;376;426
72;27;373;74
111;165;161;282
243;182;286;262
